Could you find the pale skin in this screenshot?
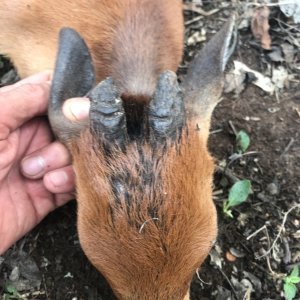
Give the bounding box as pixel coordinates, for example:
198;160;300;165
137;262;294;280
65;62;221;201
0;71;89;254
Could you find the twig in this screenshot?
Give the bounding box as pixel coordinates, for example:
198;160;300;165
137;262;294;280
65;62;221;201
246;1;298;7
210;128;223;135
196;268;211;285
256;204;300;259
243;288;252;300
265;244;286;279
217;267;239;300
282;237;291;264
247;225;286;278
227;151;259;169
213;189;223;196
280;138;295;158
253;159;263;175
228;120;238;136
183;3;220;16
246;225;267;240
20;291;46;297
229;151;259;162
215;165;240;184
275;18;300;34
43;274;49;299
185;16;203;26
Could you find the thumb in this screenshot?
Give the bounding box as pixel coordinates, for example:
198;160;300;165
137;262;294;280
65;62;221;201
62;97;90;122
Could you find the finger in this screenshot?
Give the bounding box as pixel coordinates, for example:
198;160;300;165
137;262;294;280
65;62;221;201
62;97;90;122
44;165;75;194
0;82;50;140
21;141;71;179
0;71;52;93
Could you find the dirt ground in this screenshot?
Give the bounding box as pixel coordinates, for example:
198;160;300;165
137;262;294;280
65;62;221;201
0;1;299;299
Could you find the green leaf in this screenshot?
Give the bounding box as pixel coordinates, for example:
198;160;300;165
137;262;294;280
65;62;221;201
290;266;299;278
285;267;300;284
236;130;250;153
284;282;297;300
288;277;300;284
4;285;17;294
4;284;20;298
227;180;251;208
223;202;234;218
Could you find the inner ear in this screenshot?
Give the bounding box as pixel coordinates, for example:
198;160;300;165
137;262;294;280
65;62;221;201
48;27;95;143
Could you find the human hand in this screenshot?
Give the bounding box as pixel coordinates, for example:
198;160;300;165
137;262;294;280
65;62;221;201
0;72;75;254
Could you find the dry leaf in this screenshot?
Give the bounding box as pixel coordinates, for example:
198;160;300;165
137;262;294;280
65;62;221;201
232;61;275;94
281;43;295;64
187;29;206;46
251;6;271;50
280;2;300;24
272;66;289;90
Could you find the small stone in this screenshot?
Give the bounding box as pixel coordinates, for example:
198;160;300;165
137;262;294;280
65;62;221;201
241;278;253;290
40;256;50;268
226;251;237;262
239;159;246;166
220;176;229;188
257;192;269;202
268;107;280;113
267;182;279;195
238;213;248;226
64;272;74;278
9;266;20;281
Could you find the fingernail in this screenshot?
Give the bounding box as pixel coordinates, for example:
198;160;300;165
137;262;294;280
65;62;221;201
47;171;68;187
63;98;90;121
22;156;45;176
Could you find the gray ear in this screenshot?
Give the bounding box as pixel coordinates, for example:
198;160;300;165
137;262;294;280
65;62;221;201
183;16;236;130
48;27;95;144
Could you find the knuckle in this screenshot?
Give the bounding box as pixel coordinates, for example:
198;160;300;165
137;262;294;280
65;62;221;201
53;141;70;158
0;123;10;140
22;83;48;99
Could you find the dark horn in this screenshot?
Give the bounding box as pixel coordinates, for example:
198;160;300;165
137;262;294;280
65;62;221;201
89;78;127;151
149;71;185;145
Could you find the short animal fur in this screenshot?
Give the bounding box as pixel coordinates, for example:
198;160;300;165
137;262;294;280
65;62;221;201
0;1;236;299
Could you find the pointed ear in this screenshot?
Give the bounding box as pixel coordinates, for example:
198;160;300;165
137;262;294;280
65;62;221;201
48;27;95;144
183;16;236;138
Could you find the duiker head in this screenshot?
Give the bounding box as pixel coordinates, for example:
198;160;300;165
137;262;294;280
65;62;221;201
48;17;236;300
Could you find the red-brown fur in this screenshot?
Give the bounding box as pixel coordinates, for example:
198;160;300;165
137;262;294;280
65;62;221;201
72;126;216;299
0;0;183;97
0;1;218;299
